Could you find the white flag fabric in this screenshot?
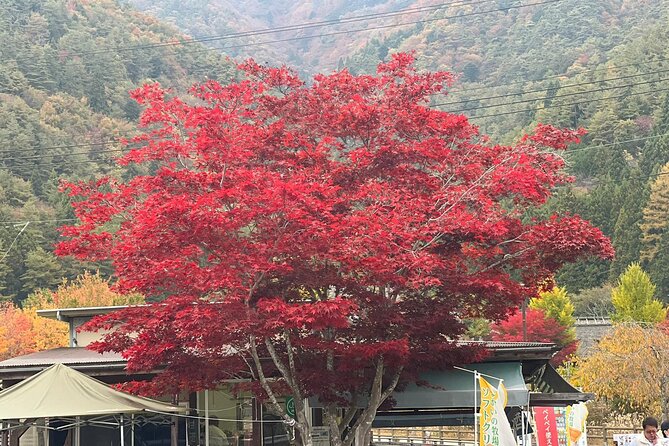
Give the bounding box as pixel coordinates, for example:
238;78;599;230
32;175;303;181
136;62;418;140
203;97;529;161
479;376;518;446
567;402;588;446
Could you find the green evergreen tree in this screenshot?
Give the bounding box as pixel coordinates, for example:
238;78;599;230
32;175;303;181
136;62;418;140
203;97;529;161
649;230;669;303
609;173;647;280
639;94;669;177
19;247;65;299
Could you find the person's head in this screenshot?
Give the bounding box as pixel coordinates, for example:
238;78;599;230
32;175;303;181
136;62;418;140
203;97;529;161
208;416;219;427
661;420;669;438
642;417;659;442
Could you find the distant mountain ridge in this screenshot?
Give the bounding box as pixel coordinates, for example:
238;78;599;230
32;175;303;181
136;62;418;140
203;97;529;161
125;0;419;74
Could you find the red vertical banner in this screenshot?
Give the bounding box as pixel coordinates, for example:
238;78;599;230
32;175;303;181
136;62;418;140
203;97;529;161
534;407;559;446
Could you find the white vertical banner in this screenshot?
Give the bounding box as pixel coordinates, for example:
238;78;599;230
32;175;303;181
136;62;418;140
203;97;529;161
566;403;588;446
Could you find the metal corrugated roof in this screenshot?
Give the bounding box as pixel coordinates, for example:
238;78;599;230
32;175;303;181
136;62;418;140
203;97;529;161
0;347;125;368
37;305;137;321
459;340;555;348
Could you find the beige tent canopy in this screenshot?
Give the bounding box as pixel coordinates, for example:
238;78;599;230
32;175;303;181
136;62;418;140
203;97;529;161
0;363;183;420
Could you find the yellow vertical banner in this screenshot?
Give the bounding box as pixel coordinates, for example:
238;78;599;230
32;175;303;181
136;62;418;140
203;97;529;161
479;376;498;446
479;376;517;446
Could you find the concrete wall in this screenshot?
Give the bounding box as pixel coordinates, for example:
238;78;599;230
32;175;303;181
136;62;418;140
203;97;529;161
574;318;613;355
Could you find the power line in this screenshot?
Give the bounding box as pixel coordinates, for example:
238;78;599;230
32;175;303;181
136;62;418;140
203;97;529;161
467;85;669;119
0;222;29;263
0;76;666;164
439;67;669;106
441;76;669;113
0;147;128;162
3;66;667;157
566;133;669;154
0;139;120;155
0;219;78;225
450;55;669;97
6;118;666;171
6;0;560;69
164;0;562;61
59;0;494;58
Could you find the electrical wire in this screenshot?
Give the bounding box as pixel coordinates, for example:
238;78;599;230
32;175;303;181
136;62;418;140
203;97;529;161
439;67;669;106
2;69;668;157
0;222;30;262
441;76;669;113
0;218;78;226
58;0;495;57
0;81;666;169
467;85;669;119
5;0;562;69
156;0;557;62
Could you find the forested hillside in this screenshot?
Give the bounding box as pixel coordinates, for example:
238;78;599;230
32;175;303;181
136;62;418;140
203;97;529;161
125;0;669;304
5;0;669;310
0;0;234;303
342;0;669;303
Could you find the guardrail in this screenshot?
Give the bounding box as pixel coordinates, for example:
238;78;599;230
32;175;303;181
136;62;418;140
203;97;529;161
372;425;642;446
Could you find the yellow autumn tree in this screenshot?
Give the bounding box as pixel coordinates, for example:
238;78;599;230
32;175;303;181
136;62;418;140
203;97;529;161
530;286;576;327
23;271;144;309
641;162;669;263
574;324;669;418
0;273;144;360
0;302;67;361
611;263;666;323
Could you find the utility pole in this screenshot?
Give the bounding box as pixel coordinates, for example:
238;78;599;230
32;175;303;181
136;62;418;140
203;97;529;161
521;298;528;342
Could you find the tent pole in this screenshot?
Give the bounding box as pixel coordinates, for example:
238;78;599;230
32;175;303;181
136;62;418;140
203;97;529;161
75;417;80;446
120;415;125;446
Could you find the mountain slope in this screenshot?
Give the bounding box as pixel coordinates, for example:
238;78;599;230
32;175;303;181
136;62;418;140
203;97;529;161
0;0;235;302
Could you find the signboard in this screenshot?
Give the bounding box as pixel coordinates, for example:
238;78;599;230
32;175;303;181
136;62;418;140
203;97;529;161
313;426;330;446
285;397;295;418
612;434;641;446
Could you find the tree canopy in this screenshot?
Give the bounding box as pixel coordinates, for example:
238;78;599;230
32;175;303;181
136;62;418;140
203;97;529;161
58;54;612;446
611;263;666;323
575;324;669;419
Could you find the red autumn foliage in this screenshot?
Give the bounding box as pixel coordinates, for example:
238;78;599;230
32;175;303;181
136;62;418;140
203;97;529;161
490;308;578;366
56;54;612;445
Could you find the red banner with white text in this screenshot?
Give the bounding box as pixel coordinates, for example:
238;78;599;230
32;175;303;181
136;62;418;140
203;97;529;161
533;407;559;446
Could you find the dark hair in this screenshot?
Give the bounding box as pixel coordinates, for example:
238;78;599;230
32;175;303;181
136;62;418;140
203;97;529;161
661;421;669;437
643;417;659;429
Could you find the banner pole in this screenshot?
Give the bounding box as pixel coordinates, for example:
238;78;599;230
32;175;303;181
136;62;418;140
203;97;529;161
474;371;479;446
521;407;526;446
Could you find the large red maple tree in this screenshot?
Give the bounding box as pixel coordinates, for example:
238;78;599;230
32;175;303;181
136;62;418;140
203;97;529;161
57;54;612;446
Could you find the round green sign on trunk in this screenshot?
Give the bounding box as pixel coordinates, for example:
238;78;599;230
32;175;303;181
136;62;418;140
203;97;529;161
285;396;295;417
